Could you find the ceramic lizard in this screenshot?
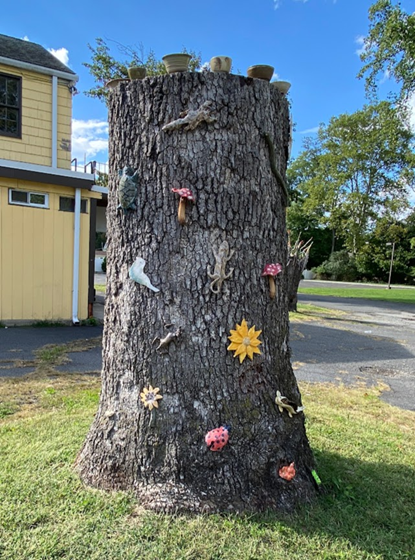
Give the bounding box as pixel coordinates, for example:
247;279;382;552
162;101;216;132
153;327;182;352
207;240;235;294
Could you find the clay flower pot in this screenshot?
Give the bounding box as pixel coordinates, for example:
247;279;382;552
162;53;192;74
105;78;129;89
210;56;232;73
247;65;274;82
272;80;291;94
128;66;147;80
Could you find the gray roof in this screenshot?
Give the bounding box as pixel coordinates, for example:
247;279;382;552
0;34;76;75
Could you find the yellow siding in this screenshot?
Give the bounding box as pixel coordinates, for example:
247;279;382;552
57;80;72;169
0;63;73;170
0;179;98;322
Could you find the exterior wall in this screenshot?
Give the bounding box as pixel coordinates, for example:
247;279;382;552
0;62;72;170
0;178;99;322
57;79;72;169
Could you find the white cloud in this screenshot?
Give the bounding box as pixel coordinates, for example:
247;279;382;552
71;119;108;161
21;36;30;41
355;35;367;56
272;72;280;81
300;126;319;134
48;47;69;66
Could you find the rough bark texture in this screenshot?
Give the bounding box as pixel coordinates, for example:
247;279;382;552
76;72;316;513
287;253;310;312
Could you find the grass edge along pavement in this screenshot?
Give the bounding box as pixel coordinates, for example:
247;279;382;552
299;285;415;305
1;372;415;559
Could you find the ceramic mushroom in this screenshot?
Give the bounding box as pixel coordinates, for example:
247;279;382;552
171;188;195;225
262;263;282;299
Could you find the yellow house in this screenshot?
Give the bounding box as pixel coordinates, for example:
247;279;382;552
0;34;102;323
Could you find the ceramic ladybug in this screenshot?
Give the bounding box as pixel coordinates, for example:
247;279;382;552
205;425;230;452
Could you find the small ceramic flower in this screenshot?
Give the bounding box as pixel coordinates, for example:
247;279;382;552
140;385;163;411
227;319;262;363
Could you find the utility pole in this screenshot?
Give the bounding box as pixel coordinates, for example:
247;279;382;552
387;242;395;289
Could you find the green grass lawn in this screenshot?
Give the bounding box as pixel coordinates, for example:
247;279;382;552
1;373;415;559
299;286;415;305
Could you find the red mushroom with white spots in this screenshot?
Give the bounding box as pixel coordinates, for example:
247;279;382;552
262;263;282;299
171;188;195;225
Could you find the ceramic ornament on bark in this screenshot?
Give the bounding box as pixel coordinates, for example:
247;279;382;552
171;188;195;225
117;166;139;213
140;386;163;411
275;391;304;418
227;319;262;364
262;263;282;299
129;257;159;292
279;462;296;481
205;426;230;451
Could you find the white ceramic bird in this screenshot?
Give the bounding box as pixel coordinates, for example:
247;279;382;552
129;257;159;292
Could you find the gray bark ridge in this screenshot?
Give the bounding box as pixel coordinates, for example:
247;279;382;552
76;72;316;514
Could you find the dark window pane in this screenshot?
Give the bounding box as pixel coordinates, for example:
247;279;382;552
0;78;5;104
6;80;18;106
59;197;88;213
60;197;75;212
6;118;17;134
11;190;28;203
29;193;46;205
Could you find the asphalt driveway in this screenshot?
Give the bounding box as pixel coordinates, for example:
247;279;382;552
1;288;414;411
292;293;415;411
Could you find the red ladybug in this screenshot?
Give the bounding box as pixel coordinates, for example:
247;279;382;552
205;426;230;451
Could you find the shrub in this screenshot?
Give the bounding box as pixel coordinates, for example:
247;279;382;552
313;251;359;281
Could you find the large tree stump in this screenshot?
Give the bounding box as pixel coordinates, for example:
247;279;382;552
76;72;317;513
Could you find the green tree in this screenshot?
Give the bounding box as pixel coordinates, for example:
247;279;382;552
287;101;415;254
358;0;415;100
83;38;202;102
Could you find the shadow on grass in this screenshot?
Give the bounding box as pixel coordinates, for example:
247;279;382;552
249;449;415;558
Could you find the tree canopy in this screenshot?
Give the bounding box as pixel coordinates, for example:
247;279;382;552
358;0;415;100
83;38;202;102
287;101;415;254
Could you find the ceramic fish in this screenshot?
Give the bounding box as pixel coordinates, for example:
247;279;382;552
118;166;139;213
129;257;159;292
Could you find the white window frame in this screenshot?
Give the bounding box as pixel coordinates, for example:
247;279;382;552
8;188;49;209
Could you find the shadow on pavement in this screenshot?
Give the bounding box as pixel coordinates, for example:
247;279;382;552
290;322;415;365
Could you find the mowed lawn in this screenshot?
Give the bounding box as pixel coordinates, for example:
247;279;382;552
299;285;415;305
1;372;415;559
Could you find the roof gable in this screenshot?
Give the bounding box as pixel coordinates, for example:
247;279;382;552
0;34;75;75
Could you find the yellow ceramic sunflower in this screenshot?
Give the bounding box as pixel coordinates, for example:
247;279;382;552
140;385;163;411
227;319;262;363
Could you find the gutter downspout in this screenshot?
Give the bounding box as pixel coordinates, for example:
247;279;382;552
51;75;58;168
72;188;81;324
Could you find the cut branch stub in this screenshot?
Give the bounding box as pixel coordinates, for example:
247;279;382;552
171;188;195;225
262;263;282;299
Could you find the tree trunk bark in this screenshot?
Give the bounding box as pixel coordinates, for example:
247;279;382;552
287;253;310;312
76;72;316;513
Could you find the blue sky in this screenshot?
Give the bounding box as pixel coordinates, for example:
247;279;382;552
2;0;411;165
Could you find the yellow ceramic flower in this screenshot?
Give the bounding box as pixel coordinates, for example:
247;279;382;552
140;385;163;411
227;319;262;363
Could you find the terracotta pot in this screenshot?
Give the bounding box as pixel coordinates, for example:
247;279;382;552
162;53;192;74
272;80;291;94
105;78;129;89
210;56;232;73
128;66;147;80
247;65;274;82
